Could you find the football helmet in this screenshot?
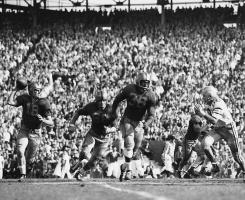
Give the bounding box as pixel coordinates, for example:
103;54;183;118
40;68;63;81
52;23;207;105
136;72;151;91
202;86;218;105
95;90;108;102
28;82;42;98
95;90;108;109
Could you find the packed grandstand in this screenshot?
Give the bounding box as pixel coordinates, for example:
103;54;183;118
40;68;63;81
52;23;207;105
0;4;245;180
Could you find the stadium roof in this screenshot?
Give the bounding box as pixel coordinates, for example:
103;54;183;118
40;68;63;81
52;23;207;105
0;0;242;11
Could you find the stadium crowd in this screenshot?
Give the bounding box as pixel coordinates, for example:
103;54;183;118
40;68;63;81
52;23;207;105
1;5;245;179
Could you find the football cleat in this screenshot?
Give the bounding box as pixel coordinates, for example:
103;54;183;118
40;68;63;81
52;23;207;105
75;169;90;181
18;174;26;182
119;164;127;182
119;171;126;182
211;163;220;174
125;170;132;181
235;168;242;179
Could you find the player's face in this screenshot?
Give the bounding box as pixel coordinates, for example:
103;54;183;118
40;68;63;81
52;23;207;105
97;99;107;109
203;94;212;105
31;88;41;98
192;121;202;133
140;80;150;89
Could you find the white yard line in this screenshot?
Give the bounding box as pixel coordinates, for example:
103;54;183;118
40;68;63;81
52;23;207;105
97;182;173;200
28;180;173;200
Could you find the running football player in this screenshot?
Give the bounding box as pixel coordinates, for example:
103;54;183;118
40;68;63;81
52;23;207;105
68;91;116;180
178;114;205;178
195;86;245;178
7;81;53;181
110;71;157;181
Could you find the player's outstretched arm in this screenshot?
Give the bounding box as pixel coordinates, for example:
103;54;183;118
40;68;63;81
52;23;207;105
70;110;81;125
195;104;217;124
40;71;54;98
8;78;28;107
111;88;127;115
7;90;19;107
144;94;157;129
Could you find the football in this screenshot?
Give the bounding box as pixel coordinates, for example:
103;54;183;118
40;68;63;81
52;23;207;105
16;78;28;90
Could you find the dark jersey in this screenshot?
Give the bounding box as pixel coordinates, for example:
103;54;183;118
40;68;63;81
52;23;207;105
77;102;114;138
16;94;51;130
112;84;156;122
185;117;202;141
185;124;201;140
185;128;200;141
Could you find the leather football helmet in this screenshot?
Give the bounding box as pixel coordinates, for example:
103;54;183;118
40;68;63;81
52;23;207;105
202;86;218;105
28;82;42;98
136;72;151;91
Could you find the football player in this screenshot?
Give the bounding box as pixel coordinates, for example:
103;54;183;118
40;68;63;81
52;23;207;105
68;91;116;180
178;115;206;178
110;71;157;181
7;81;53;181
195;86;245;178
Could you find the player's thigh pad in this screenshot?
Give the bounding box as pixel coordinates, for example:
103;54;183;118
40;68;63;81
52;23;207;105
26;133;41;163
82;133;96;158
93;140;109;158
202;130;220;149
17;128;29;154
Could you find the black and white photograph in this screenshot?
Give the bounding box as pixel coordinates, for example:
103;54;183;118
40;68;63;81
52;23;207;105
0;0;245;200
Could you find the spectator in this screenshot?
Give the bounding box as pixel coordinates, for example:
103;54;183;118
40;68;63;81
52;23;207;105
0;152;4;179
106;146;121;178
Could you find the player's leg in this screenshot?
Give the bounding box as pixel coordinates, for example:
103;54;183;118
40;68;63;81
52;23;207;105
83;139;108;171
25;131;41;178
125;121;144;180
77;139;108;181
201;130;221;173
178;139;194;178
119;118;135;181
188;141;206;177
133;124;144;156
16;128;29;181
70;132;95;174
225;123;245;177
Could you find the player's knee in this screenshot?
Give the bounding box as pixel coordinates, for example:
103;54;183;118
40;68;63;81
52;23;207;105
202;137;214;150
17;148;25;157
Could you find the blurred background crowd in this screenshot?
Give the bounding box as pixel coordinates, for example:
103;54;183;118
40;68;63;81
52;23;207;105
1;5;245;179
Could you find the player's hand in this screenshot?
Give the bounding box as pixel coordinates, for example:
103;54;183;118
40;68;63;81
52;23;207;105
194;104;206;117
68;124;76;133
16;78;28;91
135;121;144;134
36;114;44;122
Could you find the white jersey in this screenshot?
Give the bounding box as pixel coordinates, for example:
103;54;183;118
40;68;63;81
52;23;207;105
162;141;176;159
208;98;233;127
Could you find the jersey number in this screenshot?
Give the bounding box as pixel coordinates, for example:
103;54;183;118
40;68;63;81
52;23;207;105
27;102;39;116
128;93;147;108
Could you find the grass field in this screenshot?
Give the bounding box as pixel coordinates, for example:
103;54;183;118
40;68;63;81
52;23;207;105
0;178;244;200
